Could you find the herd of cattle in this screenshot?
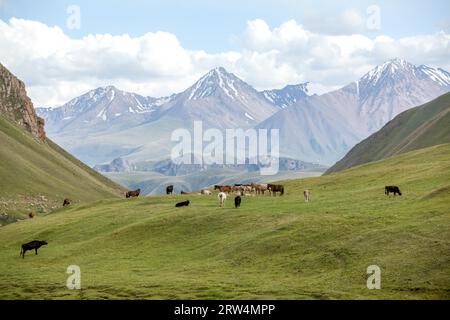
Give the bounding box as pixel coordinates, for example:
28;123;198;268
121;183;403;209
20;184;403;258
110;184;404;209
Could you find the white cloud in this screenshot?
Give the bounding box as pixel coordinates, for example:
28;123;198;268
0;17;449;107
303;8;367;35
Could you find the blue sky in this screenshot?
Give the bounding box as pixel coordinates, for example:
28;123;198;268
2;0;449;52
0;0;449;106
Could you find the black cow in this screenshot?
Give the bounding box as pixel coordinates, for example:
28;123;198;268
385;186;402;196
20;240;48;259
166;185;174;195
234;196;242;208
175;200;190;207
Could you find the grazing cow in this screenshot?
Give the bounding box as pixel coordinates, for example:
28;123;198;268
268;184;284;196
20;240;48;259
243;184;255;193
252;183;268;195
126;189;141;198
215;185;233;193
63;198;72;207
304;190;311;202
166;185;174;195
175;200;190;207
201;189;212;196
234;196;242;208
385;186;402;196
218;192;227;207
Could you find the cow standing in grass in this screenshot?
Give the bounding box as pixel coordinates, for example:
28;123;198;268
234;196;242;208
218;192;227;207
166;185;174;195
385;186;402;196
268;184;284;196
20;240;48;258
304;190;311;202
126;189;141;198
215;185;233;193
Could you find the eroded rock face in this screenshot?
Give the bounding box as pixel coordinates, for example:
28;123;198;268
0;63;46;141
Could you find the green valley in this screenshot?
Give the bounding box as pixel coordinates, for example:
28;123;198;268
0;143;449;299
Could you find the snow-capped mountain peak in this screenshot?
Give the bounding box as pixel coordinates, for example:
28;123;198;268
187;67;243;101
349;58;450;133
36;86;173;131
262;83;310;108
360;58;416;87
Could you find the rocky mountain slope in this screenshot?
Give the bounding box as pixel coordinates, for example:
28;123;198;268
0;63;46;141
0;63;125;221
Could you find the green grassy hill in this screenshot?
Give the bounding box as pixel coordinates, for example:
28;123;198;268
326;93;450;174
0;116;124;221
0;143;449;299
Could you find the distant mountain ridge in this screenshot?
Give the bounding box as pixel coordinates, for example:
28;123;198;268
156;67;278;128
95;155;325;176
36;59;450;167
262;83;311;109
257;58;450;164
37;86;175;134
325;92;450;174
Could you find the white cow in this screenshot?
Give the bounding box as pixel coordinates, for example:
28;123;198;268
304;190;311;202
201;189;212;196
218;192;227;207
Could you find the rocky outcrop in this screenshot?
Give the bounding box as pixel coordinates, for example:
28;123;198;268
0;63;46;141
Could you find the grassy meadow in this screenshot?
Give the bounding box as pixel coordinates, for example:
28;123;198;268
0;144;449;299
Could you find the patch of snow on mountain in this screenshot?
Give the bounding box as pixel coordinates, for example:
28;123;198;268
97;107;107;121
109;89;115;102
419;65;450;87
245;112;255;121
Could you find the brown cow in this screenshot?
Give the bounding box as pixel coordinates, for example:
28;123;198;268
63;198;72;207
268;184;284;196
214;185;233;193
126;189;141;198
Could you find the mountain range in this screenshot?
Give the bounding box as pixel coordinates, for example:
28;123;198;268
36;58;450;168
258;59;450;163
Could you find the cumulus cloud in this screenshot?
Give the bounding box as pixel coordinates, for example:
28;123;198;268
0;17;449;106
